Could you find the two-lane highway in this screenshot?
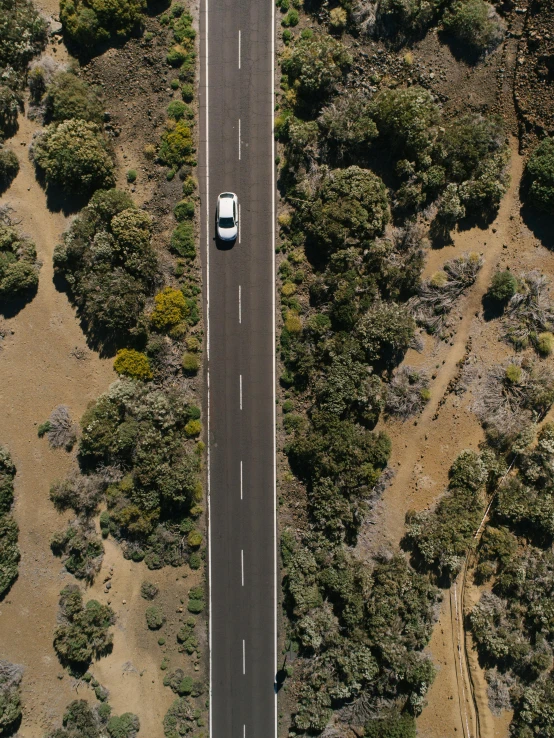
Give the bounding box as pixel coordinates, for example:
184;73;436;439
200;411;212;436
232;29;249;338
198;0;276;736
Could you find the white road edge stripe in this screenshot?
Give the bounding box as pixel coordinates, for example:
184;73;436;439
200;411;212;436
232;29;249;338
241;549;244;586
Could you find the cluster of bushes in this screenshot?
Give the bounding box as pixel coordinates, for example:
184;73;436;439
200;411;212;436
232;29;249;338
0;445;19;599
0;660;23;734
474;358;554;449
282;537;439;732
53;585;115;672
53;189;157;349
163;669;204;698
60;0;145;55
45;699;140;738
0;223;39;305
278;83;509;239
498;271;554;354
0;0;46;139
163;697;204;738
50;521;104;582
50;379;203;570
33;118;115;196
469;424;554;732
404;450;491;580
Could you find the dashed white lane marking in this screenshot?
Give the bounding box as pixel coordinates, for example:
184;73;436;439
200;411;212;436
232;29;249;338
238;30;241;69
239;284;242;323
238;119;241;160
241;549;244;586
242;639;246;675
240;460;243;500
243;726;245;738
239;374;242;410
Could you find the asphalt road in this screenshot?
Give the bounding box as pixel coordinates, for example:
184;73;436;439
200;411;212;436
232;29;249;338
198;0;276;736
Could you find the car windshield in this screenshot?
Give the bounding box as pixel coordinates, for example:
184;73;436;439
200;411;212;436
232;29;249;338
219;217;235;228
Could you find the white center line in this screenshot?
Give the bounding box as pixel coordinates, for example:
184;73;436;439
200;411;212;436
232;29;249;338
239;284;241;323
240;460;243;500
238;30;241;69
238;118;241;160
242;639;246;675
241;549;244;586
243;726;246;738
239;374;242;410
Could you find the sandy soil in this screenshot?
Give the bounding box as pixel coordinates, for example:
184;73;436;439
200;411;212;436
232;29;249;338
0;113;115;735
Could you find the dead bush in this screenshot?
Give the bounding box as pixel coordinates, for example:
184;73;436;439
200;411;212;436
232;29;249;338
503;271;554;352
46;405;77;450
50;470;104;517
385;366;430;418
408;252;483;335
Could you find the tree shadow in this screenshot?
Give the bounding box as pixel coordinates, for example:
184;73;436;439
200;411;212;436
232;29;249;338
519;202;554;251
0;284;39;318
482;292;505;322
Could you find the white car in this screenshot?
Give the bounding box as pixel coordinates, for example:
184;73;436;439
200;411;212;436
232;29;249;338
216;192;238;241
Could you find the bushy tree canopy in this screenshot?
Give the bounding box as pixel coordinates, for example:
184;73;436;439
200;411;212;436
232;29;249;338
0;223;39;302
442;0;504;58
44;71;104;124
53;189;157;349
60;0;145;54
33;119;115;195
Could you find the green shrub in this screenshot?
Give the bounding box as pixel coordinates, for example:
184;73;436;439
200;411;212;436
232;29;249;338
0;446;19;599
187;529;202;548
174;199;195;221
526;137;554;214
357;301;415;367
107;713;140;738
167;100;187;121
50;521;104;582
488;270;518;302
181;83;194;102
44;71;104;124
281;34;352;106
0;660;23;735
163;697;198;738
170;222;195;258
158;121;193;169
53;585;115;669
114;349;152;380
60;0;146;54
187;597;204;614
189;552;201;569
184;420;201;438
0;0;46;73
442;0;504;57
145;605;165;630
150;287;188;332
537;332;554;357
281;9;299;26
365;712;416;738
302;166;389;255
0;148;19;189
282;28;292;44
140;581;159;600
126;169;137;183
182;352;200;375
53;190;157;348
0;224;39;301
33;119;115;195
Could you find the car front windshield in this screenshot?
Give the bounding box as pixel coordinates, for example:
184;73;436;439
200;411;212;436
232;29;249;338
219;217;234;228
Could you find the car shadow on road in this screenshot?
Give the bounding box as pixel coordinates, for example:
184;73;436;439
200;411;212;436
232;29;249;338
214;235;236;251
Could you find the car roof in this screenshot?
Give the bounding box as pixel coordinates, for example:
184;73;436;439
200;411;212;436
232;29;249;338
219;197;234;218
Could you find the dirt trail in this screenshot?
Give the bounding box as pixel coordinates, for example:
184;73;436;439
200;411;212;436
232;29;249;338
374;141;524;738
